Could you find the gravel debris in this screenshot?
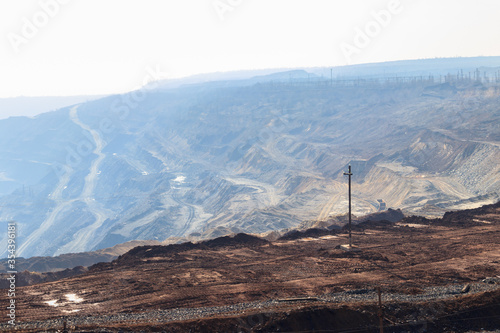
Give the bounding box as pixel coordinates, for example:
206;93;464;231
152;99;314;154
3;280;498;331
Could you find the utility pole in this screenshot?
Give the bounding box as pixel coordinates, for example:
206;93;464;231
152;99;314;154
377;287;384;333
344;165;353;247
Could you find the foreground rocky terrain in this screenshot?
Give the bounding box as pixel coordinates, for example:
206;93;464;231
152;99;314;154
1;202;499;332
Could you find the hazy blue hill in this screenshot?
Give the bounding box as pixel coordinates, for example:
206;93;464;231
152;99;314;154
0;109;86;196
0;95;107;120
312;56;500;78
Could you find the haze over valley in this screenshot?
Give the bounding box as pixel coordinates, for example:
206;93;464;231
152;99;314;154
0;57;499;258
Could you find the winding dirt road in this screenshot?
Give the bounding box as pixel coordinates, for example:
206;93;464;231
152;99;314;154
55;106;111;255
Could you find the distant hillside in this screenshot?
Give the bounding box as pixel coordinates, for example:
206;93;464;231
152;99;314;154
0;57;499;258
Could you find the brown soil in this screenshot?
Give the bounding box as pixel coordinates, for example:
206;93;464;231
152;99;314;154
2;202;500;331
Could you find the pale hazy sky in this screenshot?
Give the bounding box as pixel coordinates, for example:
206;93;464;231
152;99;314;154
0;0;499;98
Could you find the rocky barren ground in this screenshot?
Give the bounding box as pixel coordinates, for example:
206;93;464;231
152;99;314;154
0;202;499;332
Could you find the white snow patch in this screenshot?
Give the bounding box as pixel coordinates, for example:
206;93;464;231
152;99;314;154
474;219;492;224
319;235;338;240
65;294;84;303
45;300;58;307
173;175;186;183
